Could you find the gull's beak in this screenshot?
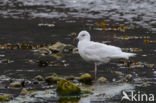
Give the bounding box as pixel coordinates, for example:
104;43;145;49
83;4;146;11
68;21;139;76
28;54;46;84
74;37;79;41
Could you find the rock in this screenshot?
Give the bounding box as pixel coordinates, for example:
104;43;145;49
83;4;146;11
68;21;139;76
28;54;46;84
111;71;124;76
64;75;75;81
10;82;22;88
125;74;133;82
0;94;12;101
97;77;107;83
63;44;75;53
34;75;44;81
72;47;79;54
20;88;29;95
48;42;65;53
81;89;93;94
38;47;52;55
56;79;81;96
20;88;36;95
45;73;60;85
78;73;92;84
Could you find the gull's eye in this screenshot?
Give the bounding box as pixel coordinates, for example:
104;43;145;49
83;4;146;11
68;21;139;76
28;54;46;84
82;34;85;36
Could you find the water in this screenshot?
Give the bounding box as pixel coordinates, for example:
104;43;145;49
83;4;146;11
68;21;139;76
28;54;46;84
0;0;156;103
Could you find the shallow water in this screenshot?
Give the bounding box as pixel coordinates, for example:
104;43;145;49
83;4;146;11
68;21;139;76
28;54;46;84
0;0;156;103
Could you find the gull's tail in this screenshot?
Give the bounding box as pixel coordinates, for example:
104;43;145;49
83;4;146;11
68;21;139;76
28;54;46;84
111;52;136;59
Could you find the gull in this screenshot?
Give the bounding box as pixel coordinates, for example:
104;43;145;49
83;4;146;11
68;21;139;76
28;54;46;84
75;31;136;79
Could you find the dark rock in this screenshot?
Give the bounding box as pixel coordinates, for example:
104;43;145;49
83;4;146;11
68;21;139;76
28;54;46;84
38;60;48;67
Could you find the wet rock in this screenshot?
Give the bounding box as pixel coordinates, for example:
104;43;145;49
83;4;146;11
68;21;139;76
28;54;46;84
111;71;124;76
0;94;12;102
10;82;22;88
34;75;44;81
64;75;75;81
48;42;65;53
63;44;75;53
72;47;79;54
78;73;92;84
81;89;93;95
125;74;133;82
56;79;81;96
142;82;150;87
45;73;60;85
20;88;36;95
51;54;64;60
20;88;29;95
38;47;52;55
97;77;107;83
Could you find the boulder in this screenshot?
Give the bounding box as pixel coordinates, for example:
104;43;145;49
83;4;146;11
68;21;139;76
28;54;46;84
78;73;92;84
97;77;107;83
56;79;80;96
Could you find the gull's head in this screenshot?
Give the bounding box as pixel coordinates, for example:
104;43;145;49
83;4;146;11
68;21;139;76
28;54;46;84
76;31;91;41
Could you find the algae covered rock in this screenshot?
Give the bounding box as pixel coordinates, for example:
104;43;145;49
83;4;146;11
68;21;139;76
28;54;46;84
0;94;12;102
10;82;22;88
34;75;44;81
97;77;107;83
56;79;81;96
78;73;92;84
45;73;60;85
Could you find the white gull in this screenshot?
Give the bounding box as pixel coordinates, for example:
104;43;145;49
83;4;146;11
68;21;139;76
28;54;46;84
76;31;136;78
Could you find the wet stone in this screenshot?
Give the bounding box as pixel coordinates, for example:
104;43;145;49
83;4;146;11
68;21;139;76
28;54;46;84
0;94;12;102
125;74;133;82
45;73;60;85
78;73;93;84
48;42;65;53
34;75;44;81
97;77;108;83
38;47;52;55
64;75;75;81
56;79;81;96
10;82;22;88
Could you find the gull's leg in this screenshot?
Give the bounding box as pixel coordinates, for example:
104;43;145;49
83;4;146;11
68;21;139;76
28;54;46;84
94;63;97;79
